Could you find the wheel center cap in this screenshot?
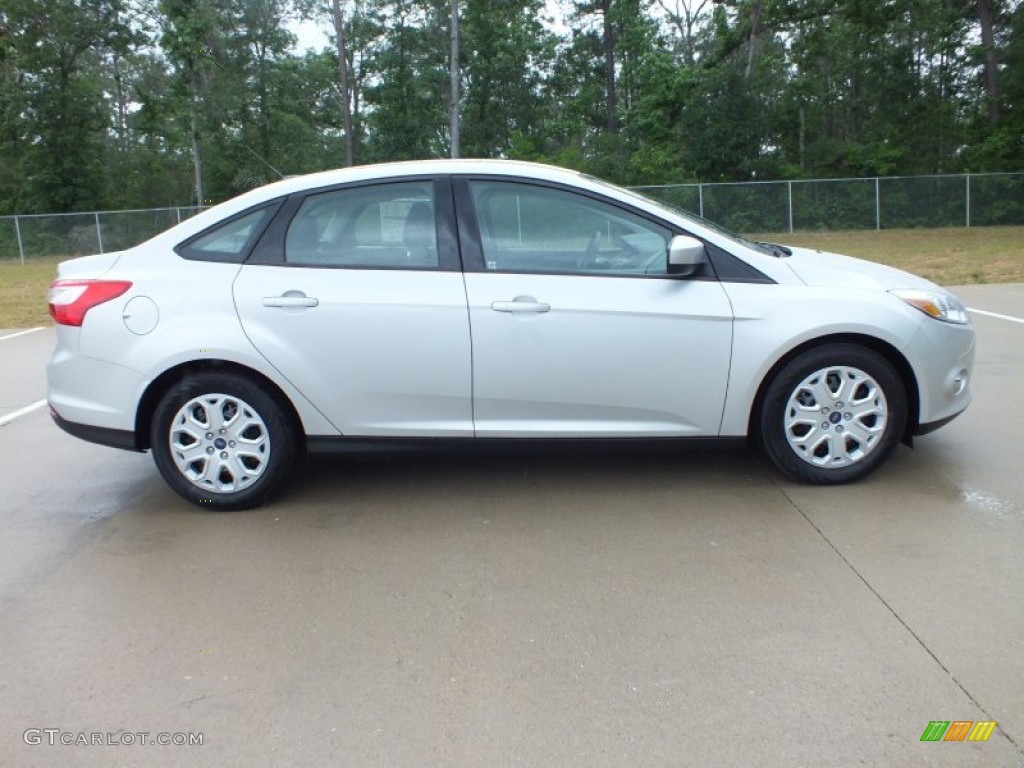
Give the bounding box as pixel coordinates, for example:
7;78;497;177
829;412;842;424
214;437;227;449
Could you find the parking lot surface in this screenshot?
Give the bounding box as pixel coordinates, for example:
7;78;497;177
1;285;1023;767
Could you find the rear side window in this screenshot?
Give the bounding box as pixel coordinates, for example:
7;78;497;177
176;206;277;263
285;181;438;268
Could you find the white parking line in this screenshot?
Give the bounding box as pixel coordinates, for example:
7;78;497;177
968;308;1024;325
0;327;44;342
0;400;47;427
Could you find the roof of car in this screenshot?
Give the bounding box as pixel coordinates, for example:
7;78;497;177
151;160;601;246
261;159;588;199
138;157;792;283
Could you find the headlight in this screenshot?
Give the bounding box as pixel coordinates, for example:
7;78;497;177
891;289;970;325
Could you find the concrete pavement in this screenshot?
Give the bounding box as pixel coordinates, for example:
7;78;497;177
1;287;1022;767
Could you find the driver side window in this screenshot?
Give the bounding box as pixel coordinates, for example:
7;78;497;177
468;181;671;276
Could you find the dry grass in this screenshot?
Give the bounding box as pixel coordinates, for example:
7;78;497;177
1;226;1022;328
749;226;1024;286
0;256;59;329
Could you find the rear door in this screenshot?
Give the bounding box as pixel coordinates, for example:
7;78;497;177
456;177;734;437
233;177;473;436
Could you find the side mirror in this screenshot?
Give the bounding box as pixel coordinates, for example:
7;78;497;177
667;235;707;276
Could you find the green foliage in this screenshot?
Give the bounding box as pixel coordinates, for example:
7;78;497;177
362;0;449;161
0;0;1022;215
966;1;1024;170
1;0;134;212
460;0;552;158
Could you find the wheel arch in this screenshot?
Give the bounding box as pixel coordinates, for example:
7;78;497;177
747;333;920;444
134;359;306;452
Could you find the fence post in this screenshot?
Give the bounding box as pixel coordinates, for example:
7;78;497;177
95;212;105;254
874;178;881;231
787;180;794;234
965;174;971;228
12;217;25;264
176;207;182;224
12;215;25;266
698;184;704;218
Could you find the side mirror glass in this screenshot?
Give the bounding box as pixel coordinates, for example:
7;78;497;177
667;235;707;276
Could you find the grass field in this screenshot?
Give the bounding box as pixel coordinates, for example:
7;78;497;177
751;226;1024;286
1;226;1022;329
0;256;60;329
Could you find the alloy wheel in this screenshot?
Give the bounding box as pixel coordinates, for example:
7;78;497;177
168;393;271;493
783;365;889;468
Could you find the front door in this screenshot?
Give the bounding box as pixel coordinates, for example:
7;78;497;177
458;179;734;437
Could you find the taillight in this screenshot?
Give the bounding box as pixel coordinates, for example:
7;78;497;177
48;280;132;326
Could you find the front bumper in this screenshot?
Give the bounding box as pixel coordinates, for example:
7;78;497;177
904;317;975;430
913;409;967;437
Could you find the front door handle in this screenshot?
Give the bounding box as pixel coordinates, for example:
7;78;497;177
262;291;319;309
491;296;550;313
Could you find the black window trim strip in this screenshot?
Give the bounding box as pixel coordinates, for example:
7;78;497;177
246;175;462;272
174;199;285;264
452;175;774;284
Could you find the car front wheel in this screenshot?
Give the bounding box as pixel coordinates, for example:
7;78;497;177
759;344;908;484
150;372;297;510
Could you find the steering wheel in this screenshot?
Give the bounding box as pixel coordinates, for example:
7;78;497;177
576;231;602;270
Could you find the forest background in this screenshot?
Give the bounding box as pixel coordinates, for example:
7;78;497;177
1;0;1022;214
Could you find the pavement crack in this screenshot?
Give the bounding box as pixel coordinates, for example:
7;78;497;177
772;478;1021;754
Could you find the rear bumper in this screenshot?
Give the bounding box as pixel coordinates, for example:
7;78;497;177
50;408;142;452
47;332;145;433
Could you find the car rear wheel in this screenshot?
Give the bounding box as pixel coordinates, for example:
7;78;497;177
151;372;297;510
759;344;908;484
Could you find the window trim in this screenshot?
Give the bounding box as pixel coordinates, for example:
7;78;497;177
246;176;461;272
453;175;774;283
453;176;714;280
174;200;284;264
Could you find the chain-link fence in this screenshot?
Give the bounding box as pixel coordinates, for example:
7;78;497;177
0;206;206;263
2;173;1022;261
635;172;1024;234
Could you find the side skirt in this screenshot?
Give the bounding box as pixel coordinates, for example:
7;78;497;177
305;435;748;457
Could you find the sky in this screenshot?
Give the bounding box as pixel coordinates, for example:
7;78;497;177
287;0;573;54
291;17;331;52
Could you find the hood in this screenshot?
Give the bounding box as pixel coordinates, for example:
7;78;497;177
782;247;941;292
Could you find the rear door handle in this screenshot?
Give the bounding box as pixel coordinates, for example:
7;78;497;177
262;292;319;309
491;296;550;313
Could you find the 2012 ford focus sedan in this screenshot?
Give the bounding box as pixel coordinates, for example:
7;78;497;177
46;160;975;509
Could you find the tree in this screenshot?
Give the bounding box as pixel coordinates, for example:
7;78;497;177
460;0;551;157
2;0;134;212
331;0;356;164
1;0;1022;216
976;0;1002;126
159;0;223;205
363;0;448;160
449;0;459;157
573;0;619;132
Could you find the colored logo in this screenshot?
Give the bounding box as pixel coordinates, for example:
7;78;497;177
921;720;997;742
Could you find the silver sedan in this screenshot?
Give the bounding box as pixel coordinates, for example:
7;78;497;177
46;160;975;509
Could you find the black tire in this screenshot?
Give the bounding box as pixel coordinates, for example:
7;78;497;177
758;344;908;484
150;372;297;510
